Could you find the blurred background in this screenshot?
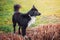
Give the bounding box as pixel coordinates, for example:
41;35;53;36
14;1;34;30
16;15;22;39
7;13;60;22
0;0;60;33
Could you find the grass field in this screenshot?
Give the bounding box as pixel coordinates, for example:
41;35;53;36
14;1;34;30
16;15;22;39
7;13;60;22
0;23;60;40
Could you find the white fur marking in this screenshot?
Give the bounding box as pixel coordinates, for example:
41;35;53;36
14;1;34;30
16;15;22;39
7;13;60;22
28;16;36;27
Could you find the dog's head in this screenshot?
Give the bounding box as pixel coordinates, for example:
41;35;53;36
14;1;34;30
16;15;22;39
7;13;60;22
28;5;41;16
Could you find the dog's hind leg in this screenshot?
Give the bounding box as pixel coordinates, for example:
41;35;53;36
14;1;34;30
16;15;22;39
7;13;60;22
18;26;21;34
13;22;16;33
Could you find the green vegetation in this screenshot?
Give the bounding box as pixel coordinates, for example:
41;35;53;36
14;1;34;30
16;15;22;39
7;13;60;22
0;25;13;33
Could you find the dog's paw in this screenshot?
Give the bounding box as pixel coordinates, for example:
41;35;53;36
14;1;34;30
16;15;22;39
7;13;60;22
23;35;31;40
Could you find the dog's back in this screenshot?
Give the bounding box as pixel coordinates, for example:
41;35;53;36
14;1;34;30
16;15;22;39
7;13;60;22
12;12;31;27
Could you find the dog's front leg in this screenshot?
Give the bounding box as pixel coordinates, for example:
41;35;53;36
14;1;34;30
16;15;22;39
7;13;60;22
22;26;31;40
22;27;26;36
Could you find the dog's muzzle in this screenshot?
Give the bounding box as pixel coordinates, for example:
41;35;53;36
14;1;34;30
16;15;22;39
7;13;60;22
38;13;41;16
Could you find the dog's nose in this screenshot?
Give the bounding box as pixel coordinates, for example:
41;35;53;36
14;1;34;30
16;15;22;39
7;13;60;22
39;13;41;15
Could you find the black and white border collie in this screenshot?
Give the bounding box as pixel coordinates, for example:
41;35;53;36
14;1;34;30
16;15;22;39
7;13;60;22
12;4;41;37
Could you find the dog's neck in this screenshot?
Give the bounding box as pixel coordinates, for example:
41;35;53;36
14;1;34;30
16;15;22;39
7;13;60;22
28;15;36;27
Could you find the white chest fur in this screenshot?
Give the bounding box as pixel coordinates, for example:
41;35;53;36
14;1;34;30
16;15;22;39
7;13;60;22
28;16;36;27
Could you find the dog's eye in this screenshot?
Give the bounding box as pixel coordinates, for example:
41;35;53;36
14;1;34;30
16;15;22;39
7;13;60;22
35;11;37;13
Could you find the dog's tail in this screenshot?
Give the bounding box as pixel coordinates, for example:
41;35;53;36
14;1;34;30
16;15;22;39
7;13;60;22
14;4;21;11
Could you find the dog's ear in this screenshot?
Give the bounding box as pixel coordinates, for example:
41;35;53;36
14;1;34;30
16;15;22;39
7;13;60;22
33;5;36;9
31;5;38;11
